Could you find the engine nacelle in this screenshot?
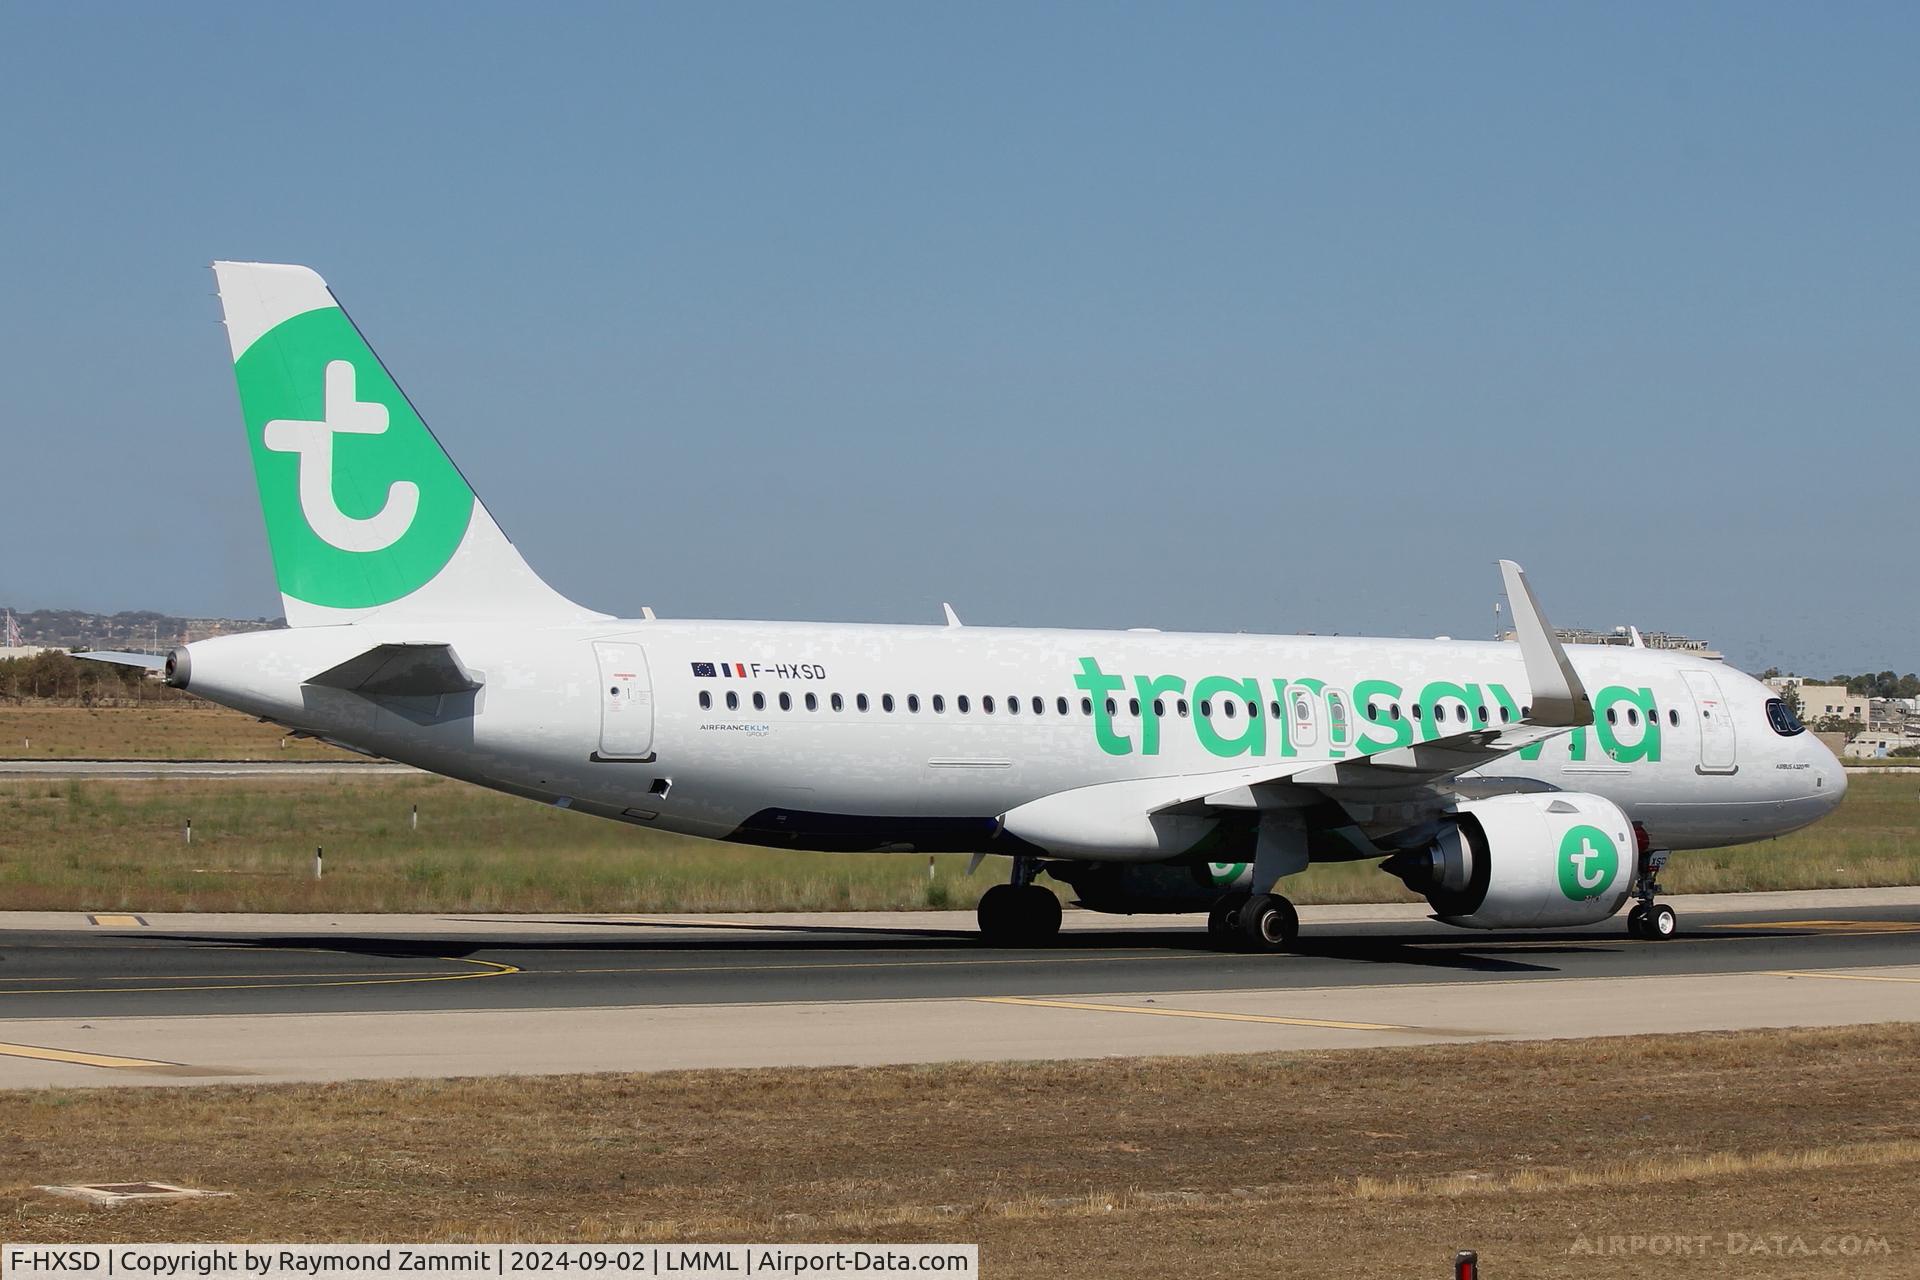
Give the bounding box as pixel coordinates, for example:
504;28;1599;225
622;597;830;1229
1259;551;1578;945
1390;792;1635;930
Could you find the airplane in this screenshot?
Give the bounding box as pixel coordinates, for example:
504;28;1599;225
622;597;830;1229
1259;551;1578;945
81;262;1849;951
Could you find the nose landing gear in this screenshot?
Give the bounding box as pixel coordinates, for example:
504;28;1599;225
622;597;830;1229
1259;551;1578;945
1627;846;1676;940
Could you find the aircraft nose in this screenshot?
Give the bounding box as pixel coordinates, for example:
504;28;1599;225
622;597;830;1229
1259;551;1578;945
1819;745;1849;809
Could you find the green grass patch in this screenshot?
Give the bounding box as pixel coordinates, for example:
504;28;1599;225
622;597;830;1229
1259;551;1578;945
0;774;1912;913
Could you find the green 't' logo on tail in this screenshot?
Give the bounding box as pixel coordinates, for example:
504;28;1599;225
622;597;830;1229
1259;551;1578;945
234;307;475;609
1557;825;1620;901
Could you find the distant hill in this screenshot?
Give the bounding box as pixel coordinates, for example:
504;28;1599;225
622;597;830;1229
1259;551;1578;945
0;607;285;653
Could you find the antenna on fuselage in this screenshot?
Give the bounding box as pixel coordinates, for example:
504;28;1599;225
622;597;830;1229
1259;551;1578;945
941;602;963;628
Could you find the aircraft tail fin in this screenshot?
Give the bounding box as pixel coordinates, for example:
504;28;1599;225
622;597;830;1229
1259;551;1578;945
212;262;605;628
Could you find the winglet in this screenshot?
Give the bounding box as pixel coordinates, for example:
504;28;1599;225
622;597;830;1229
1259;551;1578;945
1498;560;1592;727
942;602;963;628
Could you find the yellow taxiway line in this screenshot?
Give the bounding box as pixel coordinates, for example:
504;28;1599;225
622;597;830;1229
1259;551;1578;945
0;1041;178;1070
977;994;1406;1031
1765;970;1920;984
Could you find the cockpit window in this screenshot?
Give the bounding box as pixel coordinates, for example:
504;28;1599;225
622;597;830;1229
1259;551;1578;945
1765;697;1805;737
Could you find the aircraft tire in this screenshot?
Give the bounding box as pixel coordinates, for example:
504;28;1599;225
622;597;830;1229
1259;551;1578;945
1627;904;1649;937
1207;892;1250;943
977;882;1061;946
1237;893;1298;953
1644;903;1678;939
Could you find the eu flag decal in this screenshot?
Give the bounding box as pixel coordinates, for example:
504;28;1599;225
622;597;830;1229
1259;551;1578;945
690;662;717;678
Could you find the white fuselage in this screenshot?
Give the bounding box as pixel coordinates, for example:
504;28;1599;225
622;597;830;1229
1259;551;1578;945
178;618;1847;864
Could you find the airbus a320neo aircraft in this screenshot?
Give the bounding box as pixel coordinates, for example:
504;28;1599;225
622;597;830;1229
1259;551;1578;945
84;263;1849;951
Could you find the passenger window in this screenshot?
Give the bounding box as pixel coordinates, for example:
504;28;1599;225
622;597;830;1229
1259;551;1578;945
1199;700;1212;717
1391;703;1403;721
1247;700;1258;718
1412;704;1423;720
1081;696;1093;715
1106;697;1118;716
751;691;764;711
1128;697;1140;716
699;691;711;710
1497;705;1509;723
1007;696;1019;715
856;693;870;712
806;692;818;711
1056;696;1069;715
1606;708;1617;725
1455;705;1467;723
882;694;895;712
983;695;995;714
958;695;970;713
907;694;920;713
1668;709;1678;726
1178;699;1190;717
1476;705;1487;723
779;692;792;711
932;694;945;713
1626;707;1638;725
1366;703;1380;722
1153;699;1165;716
831;693;844;712
727;691;739;711
1033;696;1044;715
1270;700;1282;719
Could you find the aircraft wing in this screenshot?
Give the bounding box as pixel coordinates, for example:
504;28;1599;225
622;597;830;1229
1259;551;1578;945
1000;559;1593;849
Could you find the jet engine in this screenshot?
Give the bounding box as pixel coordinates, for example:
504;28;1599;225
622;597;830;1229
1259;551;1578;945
1387;792;1634;930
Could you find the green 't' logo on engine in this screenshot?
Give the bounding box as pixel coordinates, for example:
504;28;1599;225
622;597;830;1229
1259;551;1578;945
1557;825;1620;901
234;307;474;609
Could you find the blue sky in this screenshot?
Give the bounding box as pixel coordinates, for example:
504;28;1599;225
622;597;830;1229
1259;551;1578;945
1;3;1913;673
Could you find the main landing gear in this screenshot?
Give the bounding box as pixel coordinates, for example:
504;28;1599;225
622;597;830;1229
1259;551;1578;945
1627;846;1677;940
1207;891;1299;953
977;857;1062;946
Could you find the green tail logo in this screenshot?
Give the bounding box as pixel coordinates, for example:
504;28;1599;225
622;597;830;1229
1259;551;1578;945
234;307;475;609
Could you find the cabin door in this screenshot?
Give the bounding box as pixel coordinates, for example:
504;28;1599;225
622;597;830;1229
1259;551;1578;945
595;642;655;760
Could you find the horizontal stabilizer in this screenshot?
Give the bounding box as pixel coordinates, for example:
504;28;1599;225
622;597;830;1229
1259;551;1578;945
305;643;480;697
72;650;167;671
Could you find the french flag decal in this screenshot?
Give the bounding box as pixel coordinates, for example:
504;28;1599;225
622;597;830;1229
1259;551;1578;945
691;662;749;678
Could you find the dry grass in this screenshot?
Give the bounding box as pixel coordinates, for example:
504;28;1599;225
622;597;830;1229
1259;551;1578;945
0;772;1912;913
0;705;352;760
3;1026;1918;1277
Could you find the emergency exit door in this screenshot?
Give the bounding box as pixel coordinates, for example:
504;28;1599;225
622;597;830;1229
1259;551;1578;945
594;642;654;760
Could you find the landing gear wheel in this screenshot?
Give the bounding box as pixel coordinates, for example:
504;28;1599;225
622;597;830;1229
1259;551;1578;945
977;882;1062;947
1237;893;1299;953
1626;904;1648;937
1643;903;1678;939
1207;891;1250;944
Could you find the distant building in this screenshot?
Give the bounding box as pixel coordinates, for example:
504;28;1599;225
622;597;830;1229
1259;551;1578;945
1501;625;1723;661
1844;732;1911;760
0;645;52;661
1767;680;1870;727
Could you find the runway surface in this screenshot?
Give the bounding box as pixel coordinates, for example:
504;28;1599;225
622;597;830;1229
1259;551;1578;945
0;759;416;778
1;888;1917;1088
